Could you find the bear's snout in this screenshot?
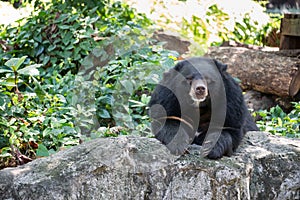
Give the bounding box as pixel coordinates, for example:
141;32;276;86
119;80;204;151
189;79;208;103
195;85;206;96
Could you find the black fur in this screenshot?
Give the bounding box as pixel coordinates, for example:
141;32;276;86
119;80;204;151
148;57;258;159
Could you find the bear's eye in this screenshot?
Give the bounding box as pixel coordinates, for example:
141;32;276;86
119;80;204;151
185;76;193;85
186;76;193;81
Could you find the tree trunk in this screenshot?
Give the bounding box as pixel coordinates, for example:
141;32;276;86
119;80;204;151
206;47;300;97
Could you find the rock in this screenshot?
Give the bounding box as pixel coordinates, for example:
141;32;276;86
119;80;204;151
152;30;191;55
244;90;276;111
0;132;299;200
243;90;296;114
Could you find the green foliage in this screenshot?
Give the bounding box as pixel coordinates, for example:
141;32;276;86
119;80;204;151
233;14;262;45
255;103;300;138
0;0;291;169
181;4;229;46
0;70;80;167
0;0;177;168
181;3;281;47
232;14;280;46
77;41;177;136
56;0;107;11
0;56;42;91
0;1;151;75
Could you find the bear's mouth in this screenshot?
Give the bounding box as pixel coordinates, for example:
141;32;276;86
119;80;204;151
189;92;208;107
196;96;206;102
191;94;206;101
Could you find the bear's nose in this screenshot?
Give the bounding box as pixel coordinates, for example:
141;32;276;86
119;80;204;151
195;86;206;95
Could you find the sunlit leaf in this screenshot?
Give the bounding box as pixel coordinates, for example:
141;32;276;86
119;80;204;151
0;68;13;74
18;64;42;76
5;56;27;71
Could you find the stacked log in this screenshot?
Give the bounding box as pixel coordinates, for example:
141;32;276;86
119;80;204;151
206;47;300;98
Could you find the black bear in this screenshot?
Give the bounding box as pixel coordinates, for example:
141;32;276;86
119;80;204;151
148;57;258;159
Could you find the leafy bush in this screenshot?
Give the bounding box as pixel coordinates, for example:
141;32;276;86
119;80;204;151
180;3;281;47
255;103;300;138
0;1;151;75
0;57;80;168
181;4;230;46
0;0;290;170
72;40;177;138
0;0;177;168
232;13;281;46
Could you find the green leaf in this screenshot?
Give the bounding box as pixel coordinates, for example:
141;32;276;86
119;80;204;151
97;95;113;105
58;25;70;30
98;109;111;119
18;64;42;76
36;144;49;157
4;56;27;71
48;45;56;52
32;76;47;99
141;94;151;104
0;77;18;90
0;68;13;74
129;99;145;107
33;34;42;43
62;51;72;58
277;117;283;127
42;56;50;65
55;14;69;23
62;32;72;45
161;58;175;68
0;81;16;87
120;79;134;94
35;45;44;56
67;15;78;23
79;41;91;51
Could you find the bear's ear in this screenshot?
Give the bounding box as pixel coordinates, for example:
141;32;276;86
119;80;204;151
213;59;227;72
174;61;184;72
162;67;178;81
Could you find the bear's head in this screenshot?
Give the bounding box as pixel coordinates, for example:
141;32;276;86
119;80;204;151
161;57;226;108
156;57;227;115
173;60;209;106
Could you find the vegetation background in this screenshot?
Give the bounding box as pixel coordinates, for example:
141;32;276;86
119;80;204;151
0;0;299;169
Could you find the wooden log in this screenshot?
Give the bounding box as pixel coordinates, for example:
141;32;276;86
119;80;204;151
206;47;300;97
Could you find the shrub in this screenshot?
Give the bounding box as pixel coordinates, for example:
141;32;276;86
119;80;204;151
255;103;300;138
0;0;177;168
180;3;281;47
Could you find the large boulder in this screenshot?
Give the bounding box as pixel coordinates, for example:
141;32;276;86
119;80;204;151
0;132;299;200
